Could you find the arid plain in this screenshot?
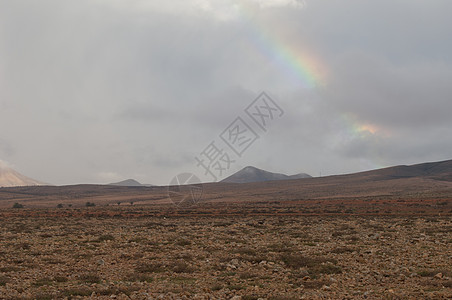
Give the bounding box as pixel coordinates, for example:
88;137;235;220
0;161;451;299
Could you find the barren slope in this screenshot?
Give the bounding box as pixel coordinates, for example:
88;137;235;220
0;165;43;188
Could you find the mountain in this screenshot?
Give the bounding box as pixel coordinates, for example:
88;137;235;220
0;163;44;188
347;159;452;181
109;179;143;187
1;158;452;209
221;166;311;183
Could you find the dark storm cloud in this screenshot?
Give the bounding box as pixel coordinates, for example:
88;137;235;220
324;52;452;129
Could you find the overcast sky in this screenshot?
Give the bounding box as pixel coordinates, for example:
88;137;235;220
1;0;451;185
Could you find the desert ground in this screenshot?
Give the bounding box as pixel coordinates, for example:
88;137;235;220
0;167;451;299
0;210;451;299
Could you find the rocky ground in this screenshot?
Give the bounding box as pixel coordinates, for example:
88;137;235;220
0;210;450;299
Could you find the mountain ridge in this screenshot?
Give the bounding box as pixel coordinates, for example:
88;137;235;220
0;158;452;209
221;166;312;184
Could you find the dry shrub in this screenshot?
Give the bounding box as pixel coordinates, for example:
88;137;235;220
240;271;257;279
124;273;153;283
303;279;330;289
171;261;195;273
62;287;93;297
268;296;298;300
79;273;102;284
417;269;452;277
136;262;165;273
96;234;115;242
0;275;10;286
175;239;192;246
281;254;336;269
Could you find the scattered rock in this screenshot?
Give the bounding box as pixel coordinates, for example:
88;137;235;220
434;273;443;279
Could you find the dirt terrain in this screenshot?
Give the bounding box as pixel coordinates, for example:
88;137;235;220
0;161;451;299
0;212;451;299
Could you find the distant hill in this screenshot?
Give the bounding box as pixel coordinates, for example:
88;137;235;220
0;163;44;187
109;179;143;187
221;166;311;183
1;158;452;210
347;159;452;182
108;179;154;187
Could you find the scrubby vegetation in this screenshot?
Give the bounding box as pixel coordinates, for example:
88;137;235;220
0;213;450;298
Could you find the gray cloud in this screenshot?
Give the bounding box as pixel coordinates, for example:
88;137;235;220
0;139;14;158
0;0;451;184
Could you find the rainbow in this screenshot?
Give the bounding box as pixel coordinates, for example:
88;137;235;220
235;3;389;171
237;3;326;89
340;113;390;170
342;114;380;136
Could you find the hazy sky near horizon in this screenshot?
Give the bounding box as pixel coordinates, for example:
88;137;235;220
1;0;451;185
